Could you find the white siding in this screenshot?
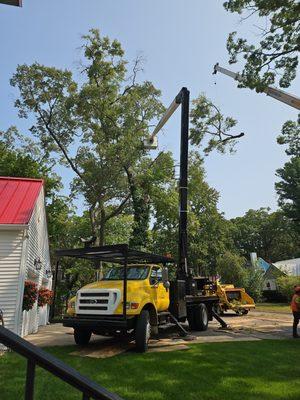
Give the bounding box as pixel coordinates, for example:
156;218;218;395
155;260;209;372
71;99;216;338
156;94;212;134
263;278;277;291
22;188;52;336
274;259;300;276
0;230;24;333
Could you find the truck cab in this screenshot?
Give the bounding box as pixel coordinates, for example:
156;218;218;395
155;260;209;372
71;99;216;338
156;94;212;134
60;245;176;352
67;264;169;317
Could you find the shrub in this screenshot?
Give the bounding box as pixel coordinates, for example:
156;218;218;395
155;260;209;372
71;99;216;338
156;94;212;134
276;276;300;301
216;251;264;301
22;280;38;311
216;251;247;287
244;266;264;302
38;287;54;307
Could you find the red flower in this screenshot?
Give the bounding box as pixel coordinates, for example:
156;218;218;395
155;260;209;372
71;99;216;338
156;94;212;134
22;280;38;311
38;287;54;307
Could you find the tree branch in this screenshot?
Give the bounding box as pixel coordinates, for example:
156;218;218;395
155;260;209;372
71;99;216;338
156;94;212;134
105;192;131;221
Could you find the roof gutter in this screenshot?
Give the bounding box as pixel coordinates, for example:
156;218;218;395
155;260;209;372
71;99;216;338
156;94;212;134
0;224;29;230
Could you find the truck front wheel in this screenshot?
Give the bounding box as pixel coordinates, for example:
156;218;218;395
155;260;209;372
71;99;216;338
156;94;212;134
135;310;151;352
193;304;208;331
74;328;92;346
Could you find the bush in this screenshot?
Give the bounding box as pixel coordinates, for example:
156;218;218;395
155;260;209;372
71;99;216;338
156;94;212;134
216;251;264;301
38;287;54;307
276;276;300;301
216;251;247;287
244;266;264;302
22;280;38;311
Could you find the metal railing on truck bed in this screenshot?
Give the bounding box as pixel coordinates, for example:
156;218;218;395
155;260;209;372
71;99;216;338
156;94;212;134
0;324;123;400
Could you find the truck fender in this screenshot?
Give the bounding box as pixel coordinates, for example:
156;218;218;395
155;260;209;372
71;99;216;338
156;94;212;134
141;303;158;328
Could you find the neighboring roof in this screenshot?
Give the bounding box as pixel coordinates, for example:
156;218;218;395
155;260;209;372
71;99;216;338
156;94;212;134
273;258;300;276
55;244;174;265
258;257;271;272
264;264;286;279
0;177;43;225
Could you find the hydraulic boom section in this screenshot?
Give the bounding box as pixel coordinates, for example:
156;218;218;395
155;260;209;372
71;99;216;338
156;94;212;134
213;63;300;110
144;88;190;280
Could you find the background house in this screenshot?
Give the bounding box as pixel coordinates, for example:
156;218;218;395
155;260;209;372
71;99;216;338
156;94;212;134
0;177;52;337
273;258;300;277
252;252;300;300
262;258;300;292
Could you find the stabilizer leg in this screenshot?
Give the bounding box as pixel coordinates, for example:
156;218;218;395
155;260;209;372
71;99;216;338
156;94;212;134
169;313;188;337
211;310;228;329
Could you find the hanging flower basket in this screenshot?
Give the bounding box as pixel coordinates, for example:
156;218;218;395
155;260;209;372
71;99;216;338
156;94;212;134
38;287;54;307
23;280;38;311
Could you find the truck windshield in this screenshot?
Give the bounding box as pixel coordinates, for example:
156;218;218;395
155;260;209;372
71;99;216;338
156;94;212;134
103;266;149;280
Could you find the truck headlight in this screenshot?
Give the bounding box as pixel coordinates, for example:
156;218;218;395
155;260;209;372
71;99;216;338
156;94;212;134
125;302;140;310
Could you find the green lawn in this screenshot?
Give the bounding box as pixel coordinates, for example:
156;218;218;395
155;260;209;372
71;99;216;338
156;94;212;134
256;303;290;313
1;340;300;400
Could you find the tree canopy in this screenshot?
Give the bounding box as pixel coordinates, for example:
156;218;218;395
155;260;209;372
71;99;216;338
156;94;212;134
230;208;300;262
276;158;300;232
10;29;242;249
224;0;300;91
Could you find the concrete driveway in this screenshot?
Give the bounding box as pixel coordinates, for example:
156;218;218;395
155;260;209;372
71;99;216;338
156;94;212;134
25;310;295;358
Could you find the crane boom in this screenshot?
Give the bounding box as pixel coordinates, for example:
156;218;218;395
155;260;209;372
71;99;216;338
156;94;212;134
213;63;300;110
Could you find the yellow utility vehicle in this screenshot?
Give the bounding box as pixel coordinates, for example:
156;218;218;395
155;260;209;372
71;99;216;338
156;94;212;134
59;244;225;352
215;283;255;315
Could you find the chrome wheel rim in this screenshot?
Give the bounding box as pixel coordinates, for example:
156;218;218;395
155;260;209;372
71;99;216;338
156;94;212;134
202;308;208;326
146;321;151;342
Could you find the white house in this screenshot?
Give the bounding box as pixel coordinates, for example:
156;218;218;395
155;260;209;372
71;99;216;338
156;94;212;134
273;258;300;277
0;177;52;337
263;259;300;292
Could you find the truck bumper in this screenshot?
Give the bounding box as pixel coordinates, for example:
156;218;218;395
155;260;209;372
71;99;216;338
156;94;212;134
63;315;135;330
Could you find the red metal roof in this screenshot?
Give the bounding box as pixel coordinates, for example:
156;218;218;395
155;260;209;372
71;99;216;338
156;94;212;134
0;177;43;225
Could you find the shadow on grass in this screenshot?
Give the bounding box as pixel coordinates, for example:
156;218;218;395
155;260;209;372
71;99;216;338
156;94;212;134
0;340;299;400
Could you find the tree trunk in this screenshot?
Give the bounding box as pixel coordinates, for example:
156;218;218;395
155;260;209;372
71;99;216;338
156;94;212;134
125;166;151;250
99;208;106;246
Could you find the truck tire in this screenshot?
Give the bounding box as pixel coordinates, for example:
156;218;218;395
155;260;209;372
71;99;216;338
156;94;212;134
135;310;151;353
74;328;91;346
187;307;196;330
236;309;248;315
193;304;208;331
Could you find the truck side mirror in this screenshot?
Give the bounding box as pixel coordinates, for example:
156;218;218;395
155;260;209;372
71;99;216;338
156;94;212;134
162;267;170;290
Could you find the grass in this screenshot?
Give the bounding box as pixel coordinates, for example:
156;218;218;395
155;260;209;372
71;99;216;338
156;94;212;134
256;303;290;313
1;340;300;400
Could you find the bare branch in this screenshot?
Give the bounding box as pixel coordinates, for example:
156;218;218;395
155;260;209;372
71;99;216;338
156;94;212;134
110;56;143;106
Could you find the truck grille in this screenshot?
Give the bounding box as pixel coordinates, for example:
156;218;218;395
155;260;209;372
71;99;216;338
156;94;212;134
76;288;121;315
80;292;109;297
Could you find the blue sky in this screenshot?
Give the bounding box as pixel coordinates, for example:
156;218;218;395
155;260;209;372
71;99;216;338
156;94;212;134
0;0;298;218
